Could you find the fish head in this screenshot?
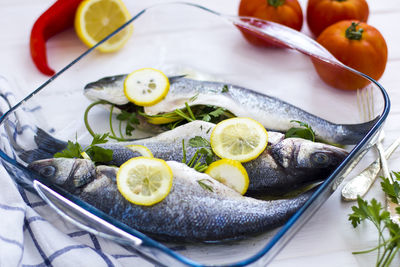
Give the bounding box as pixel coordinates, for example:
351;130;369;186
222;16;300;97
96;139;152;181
83;75;129;105
272;138;348;175
28;158;96;192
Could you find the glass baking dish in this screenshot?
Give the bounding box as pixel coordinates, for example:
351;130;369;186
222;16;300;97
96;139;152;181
0;2;390;266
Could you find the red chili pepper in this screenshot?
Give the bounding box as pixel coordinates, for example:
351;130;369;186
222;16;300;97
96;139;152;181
30;0;83;76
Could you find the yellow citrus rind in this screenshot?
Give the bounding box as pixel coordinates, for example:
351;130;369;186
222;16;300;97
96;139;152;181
74;0;133;52
210;117;268;162
124;68;170;107
117;157;173;206
205;158;249;195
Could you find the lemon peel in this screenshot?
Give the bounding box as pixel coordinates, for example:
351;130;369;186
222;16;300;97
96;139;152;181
124;68;170;107
117;157;173;206
210;117;268;162
205;158;249;195
75;0;133;52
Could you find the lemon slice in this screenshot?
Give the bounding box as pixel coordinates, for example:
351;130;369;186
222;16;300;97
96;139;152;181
117;157;173;206
205;159;249;195
146;116;180;125
80;151;91;160
75;0;133;52
125;145;153;158
210;117;268;162
124;68;170;106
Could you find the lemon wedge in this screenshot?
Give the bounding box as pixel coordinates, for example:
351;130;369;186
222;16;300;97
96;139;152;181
74;0;133;52
117;157;173;206
205;159;249;195
124;68;170;106
146;116;180;125
125;145;153;158
80;151;91;160
210;117;268;162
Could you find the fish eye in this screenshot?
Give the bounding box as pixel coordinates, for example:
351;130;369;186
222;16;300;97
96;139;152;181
312;152;330;166
39;166;56;178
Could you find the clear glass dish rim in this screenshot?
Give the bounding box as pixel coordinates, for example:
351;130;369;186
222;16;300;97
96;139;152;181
0;2;391;266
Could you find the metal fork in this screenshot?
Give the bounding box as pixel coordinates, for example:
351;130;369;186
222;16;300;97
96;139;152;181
341;87;400;201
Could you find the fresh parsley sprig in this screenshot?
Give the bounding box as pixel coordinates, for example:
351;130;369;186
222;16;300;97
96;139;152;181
285;120;316;142
54;133;113;163
182;136;215;173
116;110;140;137
381;173;400;204
140;103;234;130
84;100;140;142
349;172;400;267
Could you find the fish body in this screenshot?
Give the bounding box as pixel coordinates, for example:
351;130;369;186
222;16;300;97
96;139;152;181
28;158;314;242
84;75;377;145
100;121;348;195
20;121;348;196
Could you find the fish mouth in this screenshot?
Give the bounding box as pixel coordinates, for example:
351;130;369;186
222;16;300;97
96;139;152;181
328;146;349;161
84;83;102;91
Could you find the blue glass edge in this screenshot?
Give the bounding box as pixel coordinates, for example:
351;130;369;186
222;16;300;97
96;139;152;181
230;73;391;266
0;2;392;266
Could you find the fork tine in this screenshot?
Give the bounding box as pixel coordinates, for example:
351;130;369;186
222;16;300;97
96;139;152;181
357;86;375;122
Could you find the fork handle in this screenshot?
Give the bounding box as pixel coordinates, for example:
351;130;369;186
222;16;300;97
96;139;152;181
341;136;400;201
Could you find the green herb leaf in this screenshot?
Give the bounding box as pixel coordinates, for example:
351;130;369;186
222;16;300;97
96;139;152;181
54;134;113;164
198;147;214;165
348;193;398;266
197;179;214;192
54;140;82;158
209;107;226;118
86;146;113;163
393;171;400;182
201;114;211;122
285;120;315;142
222;85;229;93
116;110;139;136
189;93;199;102
189;136;210;148
381;177;400;204
91;133;110;146
181;136;215;173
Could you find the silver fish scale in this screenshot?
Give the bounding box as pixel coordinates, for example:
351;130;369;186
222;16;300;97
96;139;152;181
78;161;313;241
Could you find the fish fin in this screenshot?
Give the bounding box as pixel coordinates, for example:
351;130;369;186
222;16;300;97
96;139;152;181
168;75;186;83
34;128;68;154
18;128;67;164
18;149;54;164
338;116;380;145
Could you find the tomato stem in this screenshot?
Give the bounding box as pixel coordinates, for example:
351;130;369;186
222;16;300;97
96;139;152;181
345;22;364;41
267;0;285;7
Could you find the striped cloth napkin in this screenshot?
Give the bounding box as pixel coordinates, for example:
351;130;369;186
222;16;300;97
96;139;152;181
0;76;155;267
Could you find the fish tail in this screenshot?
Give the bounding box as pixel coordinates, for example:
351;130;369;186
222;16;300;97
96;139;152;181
19;128;67;164
35;128;68;154
338;116;380;145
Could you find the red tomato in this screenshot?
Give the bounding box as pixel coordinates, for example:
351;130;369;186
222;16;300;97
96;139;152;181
307;0;369;37
312;21;388;91
238;0;303;46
